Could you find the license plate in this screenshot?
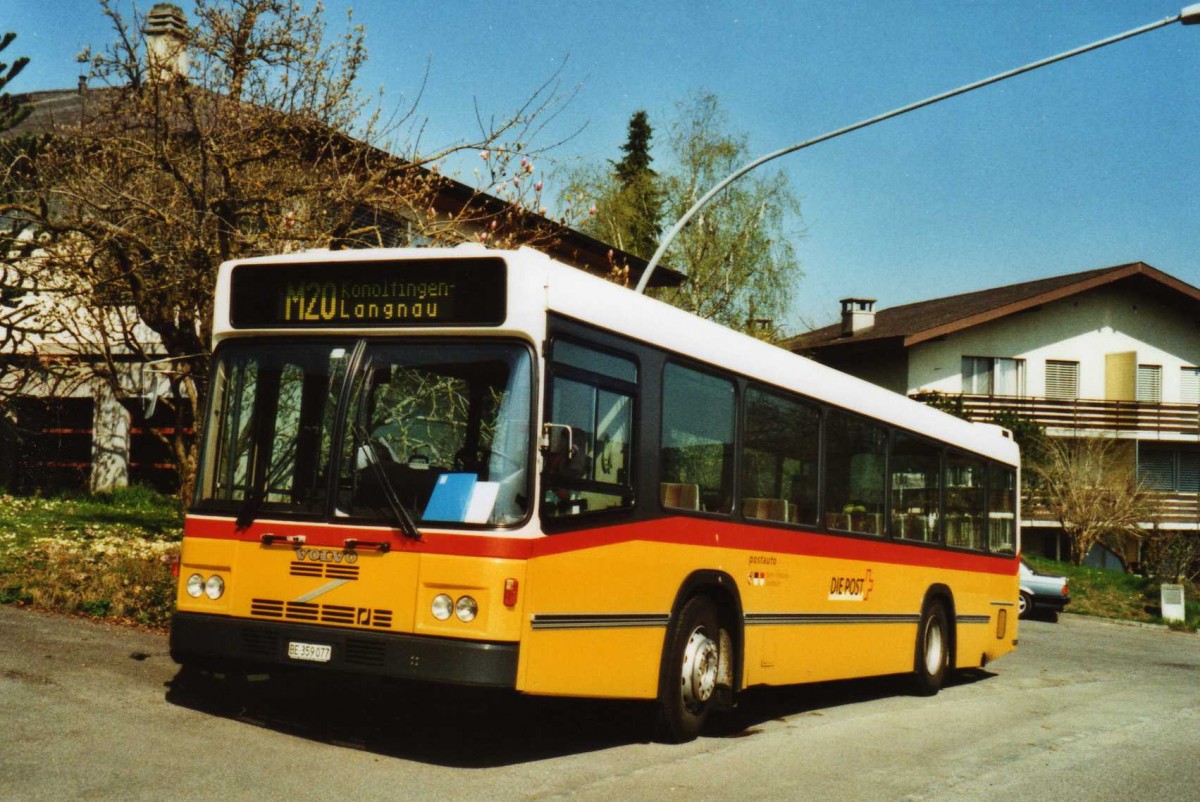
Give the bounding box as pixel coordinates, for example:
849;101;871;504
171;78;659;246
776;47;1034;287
287;641;332;663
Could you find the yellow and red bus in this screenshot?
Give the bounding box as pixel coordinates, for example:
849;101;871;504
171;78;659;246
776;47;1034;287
171;245;1020;742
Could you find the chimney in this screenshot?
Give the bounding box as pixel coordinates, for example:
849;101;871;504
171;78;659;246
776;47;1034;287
840;297;876;336
144;3;189;82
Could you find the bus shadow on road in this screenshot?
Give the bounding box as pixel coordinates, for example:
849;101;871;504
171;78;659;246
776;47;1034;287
709;667;998;738
165;667;653;766
165;666;997;766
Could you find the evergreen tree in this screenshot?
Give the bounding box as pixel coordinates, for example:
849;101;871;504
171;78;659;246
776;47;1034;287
614;110;654;183
610;110;664;259
0;33;30;133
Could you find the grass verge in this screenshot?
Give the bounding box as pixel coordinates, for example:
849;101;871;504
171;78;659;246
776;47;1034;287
1025;554;1199;632
0;487;181;629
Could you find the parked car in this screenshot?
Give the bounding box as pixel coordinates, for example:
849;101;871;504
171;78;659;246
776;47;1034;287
1019;560;1070;620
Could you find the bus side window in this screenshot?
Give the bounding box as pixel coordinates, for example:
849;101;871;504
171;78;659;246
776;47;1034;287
946;452;987;549
661;363;734;515
890;432;941;542
824;410;886;535
741;385;819;525
541;340;637;519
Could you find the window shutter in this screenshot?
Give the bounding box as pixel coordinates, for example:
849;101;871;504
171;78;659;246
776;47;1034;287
1178;452;1200;493
1045;360;1079;400
1139;450;1175;491
1136;365;1162;403
1182;367;1200;404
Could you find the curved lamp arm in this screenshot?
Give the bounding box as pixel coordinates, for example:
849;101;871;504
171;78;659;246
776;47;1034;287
635;6;1200;295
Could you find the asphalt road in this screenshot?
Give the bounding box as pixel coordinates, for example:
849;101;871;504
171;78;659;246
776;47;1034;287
2;605;1198;801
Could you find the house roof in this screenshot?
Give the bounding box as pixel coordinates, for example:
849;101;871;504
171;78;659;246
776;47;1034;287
4;88;685;288
785;262;1200;353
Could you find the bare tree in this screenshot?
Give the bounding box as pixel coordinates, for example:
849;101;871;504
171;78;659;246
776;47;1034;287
0;0;573;505
1030;437;1159;567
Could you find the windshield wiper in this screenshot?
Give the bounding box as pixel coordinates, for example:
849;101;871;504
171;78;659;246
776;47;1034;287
353;425;422;541
235;486;264;530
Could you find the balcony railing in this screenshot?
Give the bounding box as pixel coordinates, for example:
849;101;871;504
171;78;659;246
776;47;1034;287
918;393;1200;438
1024;492;1199;527
1148;491;1200;525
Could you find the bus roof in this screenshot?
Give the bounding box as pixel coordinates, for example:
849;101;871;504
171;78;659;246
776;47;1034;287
214;245;1019;465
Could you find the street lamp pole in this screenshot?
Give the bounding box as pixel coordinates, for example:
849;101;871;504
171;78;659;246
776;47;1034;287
634;5;1200;295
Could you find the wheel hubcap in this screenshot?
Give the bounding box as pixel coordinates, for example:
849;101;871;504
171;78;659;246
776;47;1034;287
680;627;719;711
923;618;944;676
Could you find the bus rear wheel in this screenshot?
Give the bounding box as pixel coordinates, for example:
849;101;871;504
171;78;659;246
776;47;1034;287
657;595;721;743
912;601;949;696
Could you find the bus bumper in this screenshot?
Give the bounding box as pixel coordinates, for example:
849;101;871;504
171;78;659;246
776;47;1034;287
170;612;519;688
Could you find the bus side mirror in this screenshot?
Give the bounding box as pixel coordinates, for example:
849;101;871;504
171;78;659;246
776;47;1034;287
540;423;574;460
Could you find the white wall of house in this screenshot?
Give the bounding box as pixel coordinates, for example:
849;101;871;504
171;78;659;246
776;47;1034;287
907;286;1200;402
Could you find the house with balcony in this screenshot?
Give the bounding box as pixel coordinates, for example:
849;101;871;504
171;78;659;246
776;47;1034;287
786;262;1200;565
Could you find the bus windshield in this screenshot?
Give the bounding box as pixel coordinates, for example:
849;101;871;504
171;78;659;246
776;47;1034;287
196;339;533;526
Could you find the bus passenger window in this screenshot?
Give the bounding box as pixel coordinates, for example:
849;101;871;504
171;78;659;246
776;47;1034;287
541;340;636;519
741;386;819;525
988;465;1017;553
662;364;734;514
890;433;940;542
824;410;886;535
946;453;986;549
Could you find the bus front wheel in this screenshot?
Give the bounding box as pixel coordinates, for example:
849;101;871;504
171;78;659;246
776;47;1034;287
657;595;721;743
912;601;949;696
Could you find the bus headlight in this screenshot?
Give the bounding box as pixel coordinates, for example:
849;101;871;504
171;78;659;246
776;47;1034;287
455;595;478;623
432;594;453;621
204;575;226;600
186;573;205;598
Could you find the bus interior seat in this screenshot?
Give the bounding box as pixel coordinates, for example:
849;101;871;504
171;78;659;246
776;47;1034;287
743;497;790;522
660;482;700;511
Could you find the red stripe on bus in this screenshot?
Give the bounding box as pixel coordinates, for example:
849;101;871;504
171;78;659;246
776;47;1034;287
183;515;1016;574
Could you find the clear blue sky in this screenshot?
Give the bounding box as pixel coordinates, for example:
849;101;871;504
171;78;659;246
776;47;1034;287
7;1;1200;332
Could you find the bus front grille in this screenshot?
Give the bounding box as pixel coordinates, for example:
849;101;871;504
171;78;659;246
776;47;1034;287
289;562;359;581
250;598;394;629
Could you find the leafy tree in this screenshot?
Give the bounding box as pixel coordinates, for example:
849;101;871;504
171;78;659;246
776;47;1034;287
0;0;572;505
651;92;801;335
565;92;802;334
1030;437;1159;566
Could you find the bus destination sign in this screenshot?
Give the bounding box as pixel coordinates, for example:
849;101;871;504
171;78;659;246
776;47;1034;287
229;258;507;328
